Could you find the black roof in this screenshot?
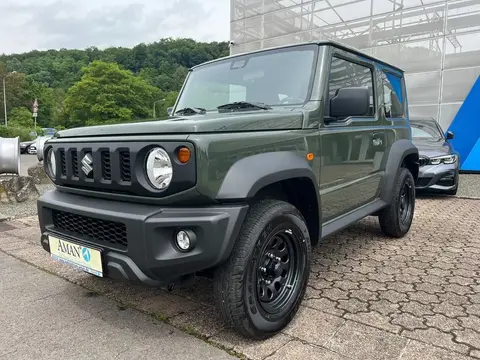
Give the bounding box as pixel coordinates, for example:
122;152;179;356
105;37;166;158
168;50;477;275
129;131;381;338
191;40;404;73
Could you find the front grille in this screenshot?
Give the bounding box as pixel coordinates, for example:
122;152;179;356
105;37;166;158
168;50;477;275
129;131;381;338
52;209;128;248
419;156;429;167
48;141;196;197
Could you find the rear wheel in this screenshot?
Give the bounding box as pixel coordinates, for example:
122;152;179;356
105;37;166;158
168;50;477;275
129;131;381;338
378;167;415;238
214;199;311;339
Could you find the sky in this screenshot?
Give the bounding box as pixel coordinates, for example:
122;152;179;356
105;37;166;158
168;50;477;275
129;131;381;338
0;0;231;55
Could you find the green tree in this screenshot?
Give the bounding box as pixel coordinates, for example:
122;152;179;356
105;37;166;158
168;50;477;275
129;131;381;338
64;60;161;127
8;107;34;128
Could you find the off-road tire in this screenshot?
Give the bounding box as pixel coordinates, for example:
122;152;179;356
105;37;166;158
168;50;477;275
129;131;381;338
214;199;311;340
378;167;415;238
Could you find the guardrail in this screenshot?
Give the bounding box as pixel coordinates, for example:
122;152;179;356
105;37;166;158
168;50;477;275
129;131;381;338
0;137;20;175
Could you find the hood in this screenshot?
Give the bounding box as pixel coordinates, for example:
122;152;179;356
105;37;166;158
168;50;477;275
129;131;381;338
412;138;452;158
55;109;304;139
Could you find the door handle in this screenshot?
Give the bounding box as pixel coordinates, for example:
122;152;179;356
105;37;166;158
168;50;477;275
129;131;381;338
371;132;384;147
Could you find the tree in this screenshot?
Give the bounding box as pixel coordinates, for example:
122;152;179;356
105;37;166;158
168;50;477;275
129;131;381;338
64;60;162;127
8;107;34;128
0;38;230;129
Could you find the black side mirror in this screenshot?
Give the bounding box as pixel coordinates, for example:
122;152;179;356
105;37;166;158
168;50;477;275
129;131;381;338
330;87;370;119
446;131;454;140
167;107;173;116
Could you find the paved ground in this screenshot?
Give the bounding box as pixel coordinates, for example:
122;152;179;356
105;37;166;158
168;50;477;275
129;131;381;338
1;197;480;359
457;174;480;198
0;251;236;360
19;154;38;176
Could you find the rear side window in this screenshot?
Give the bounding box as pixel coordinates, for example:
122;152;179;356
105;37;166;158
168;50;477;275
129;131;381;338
327;56;375;118
381;71;405;118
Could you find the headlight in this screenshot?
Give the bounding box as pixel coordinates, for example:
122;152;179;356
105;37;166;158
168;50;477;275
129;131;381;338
145;147;173;190
428;155;457;165
47;148;56;178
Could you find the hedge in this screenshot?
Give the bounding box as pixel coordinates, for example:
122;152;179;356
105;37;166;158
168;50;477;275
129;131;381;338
0;126;37;142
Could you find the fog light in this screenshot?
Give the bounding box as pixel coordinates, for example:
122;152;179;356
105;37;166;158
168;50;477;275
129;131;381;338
175;229;196;252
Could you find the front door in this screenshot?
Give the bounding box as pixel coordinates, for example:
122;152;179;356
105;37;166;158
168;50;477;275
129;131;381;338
319;53;386;223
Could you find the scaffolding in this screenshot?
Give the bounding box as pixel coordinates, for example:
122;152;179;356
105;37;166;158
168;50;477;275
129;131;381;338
230;0;480;129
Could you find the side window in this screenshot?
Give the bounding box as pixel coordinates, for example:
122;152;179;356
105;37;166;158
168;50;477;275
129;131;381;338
381;71;404;118
327;56;375;119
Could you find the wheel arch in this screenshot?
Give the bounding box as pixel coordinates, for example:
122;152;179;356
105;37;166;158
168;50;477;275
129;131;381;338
380;139;419;203
216;152;321;245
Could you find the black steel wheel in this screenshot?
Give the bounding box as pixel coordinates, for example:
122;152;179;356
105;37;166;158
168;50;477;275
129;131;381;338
379;167;416;237
399;182;414;224
214;199;311;339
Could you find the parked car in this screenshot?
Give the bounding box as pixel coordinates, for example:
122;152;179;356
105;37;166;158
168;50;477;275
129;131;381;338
20;140;35;154
36;40;419;339
410;117;459;195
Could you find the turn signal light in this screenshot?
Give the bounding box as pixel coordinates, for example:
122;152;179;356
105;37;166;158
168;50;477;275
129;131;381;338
177;146;191;164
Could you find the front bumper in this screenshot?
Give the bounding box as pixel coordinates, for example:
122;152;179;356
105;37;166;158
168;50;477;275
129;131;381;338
37;189;248;286
416;163;459;192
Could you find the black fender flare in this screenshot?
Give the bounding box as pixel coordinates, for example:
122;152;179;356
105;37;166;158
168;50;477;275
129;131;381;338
216;151;320;201
380;139;419;202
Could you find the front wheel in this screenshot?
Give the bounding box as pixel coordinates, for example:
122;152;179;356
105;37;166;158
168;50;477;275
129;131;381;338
378;167;415;238
214;199;311;339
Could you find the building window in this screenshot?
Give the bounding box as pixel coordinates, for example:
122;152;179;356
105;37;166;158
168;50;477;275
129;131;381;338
381;71;405;118
327;56;375;119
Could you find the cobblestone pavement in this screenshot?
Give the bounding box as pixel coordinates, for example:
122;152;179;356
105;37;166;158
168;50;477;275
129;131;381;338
1;197;480;359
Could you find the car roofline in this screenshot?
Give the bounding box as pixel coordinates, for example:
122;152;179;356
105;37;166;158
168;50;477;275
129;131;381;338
190;40;404;73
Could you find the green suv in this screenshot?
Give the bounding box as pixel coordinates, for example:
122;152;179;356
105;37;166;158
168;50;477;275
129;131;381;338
37;41;419;339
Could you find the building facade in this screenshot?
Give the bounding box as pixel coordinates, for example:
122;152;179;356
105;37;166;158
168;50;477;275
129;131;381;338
230;0;480;171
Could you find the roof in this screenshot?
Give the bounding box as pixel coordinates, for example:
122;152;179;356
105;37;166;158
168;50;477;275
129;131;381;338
191;40;404;73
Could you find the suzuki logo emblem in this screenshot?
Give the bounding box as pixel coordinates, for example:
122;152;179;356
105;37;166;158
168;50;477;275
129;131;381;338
81;153;94;177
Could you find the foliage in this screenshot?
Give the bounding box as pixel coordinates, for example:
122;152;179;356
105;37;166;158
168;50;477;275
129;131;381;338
64;61;161;127
0;38;229;129
0;125;34;142
8;107;34;128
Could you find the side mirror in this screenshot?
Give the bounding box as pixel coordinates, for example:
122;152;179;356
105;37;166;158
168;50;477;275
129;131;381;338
167;107;173;116
330;87;370;119
446;131;454;140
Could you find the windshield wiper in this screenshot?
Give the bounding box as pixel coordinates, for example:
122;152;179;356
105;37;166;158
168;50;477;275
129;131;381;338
217;101;272;111
175;107;206;115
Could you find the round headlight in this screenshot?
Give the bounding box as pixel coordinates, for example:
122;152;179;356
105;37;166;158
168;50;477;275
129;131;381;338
47;148;56;178
145;147;173;190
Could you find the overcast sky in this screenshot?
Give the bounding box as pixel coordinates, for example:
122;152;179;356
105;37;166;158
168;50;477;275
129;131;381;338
0;0;230;55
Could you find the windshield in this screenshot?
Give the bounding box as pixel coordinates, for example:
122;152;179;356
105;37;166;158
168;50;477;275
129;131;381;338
411;121;443;141
175;44;318;113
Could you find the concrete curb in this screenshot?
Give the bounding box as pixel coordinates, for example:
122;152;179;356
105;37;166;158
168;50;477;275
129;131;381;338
455;195;480;200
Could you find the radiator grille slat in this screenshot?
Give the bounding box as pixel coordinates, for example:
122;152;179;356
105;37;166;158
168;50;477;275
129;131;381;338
120;151;131;182
101;151;112;181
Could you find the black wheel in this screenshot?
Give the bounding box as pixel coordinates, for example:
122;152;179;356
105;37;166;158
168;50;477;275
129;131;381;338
214;199;311;339
378;167;415;238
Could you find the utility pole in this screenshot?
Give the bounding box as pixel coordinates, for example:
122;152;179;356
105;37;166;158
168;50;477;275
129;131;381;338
2;71;17;127
153;98;166;118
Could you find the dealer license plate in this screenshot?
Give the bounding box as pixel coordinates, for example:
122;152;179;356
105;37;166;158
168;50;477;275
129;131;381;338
48;235;103;277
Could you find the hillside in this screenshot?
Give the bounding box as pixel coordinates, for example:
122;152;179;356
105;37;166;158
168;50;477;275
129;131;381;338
0;38;229;136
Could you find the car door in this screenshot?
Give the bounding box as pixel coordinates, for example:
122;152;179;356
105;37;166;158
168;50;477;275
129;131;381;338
319;52;386;223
